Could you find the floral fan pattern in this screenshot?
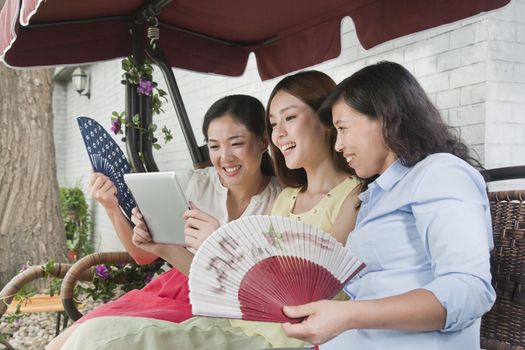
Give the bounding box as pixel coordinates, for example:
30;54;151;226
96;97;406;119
77;116;136;219
189;215;365;323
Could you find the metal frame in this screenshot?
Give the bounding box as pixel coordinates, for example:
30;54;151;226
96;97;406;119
481;165;525;183
125;0;210;172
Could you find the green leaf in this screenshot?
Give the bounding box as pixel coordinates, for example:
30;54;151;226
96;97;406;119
42;260;56;276
153;143;161;150
148;124;157;132
132;114;140;126
162;126;173;143
122;58;132;71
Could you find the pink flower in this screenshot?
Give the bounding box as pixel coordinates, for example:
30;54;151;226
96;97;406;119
137;79;154;96
144;272;155;284
95;264;110;280
110;120;121;134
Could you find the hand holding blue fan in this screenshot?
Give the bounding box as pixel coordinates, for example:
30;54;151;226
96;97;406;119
77;116;136;220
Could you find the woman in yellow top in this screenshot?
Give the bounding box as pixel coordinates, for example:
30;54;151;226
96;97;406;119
60;71;362;350
228;70;361;348
267;70;360;239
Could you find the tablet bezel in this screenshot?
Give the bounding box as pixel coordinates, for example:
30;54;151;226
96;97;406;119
124;171;188;245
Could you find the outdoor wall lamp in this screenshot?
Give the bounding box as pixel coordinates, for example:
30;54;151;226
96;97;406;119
71;67;90;98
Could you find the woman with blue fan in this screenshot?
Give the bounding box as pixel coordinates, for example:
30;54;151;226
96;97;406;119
56;71;364;350
47;94;282;349
281;61;495;350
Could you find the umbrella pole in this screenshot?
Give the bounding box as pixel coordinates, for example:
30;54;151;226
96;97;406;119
125;77;146;173
130;0;209;170
139;92;159;172
127;21;160;173
146;47;210;169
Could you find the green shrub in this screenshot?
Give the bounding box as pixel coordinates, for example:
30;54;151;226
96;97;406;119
59;187;94;260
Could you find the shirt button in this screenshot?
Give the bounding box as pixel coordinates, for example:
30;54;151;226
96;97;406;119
292;196;296;199
297;216;301;221
327;193;332;197
313;209;317;213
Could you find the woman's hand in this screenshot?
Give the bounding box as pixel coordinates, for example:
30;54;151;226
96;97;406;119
130;207;159;255
88;173;119;212
282;300;354;345
183;205;220;251
89;177;158;265
130;208;197;272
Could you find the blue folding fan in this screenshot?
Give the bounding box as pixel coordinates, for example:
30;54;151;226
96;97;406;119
77;116;136;220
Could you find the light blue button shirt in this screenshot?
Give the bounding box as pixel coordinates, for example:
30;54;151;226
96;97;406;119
321;153;496;350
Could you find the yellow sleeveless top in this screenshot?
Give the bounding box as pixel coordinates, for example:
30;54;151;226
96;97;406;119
230;176;360;348
271;176;360;233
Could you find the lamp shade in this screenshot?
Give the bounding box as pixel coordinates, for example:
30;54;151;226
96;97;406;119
71;67;88;95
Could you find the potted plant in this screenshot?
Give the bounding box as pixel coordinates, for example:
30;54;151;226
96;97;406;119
59;186;94;261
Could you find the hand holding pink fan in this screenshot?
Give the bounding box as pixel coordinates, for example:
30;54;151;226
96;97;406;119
189;215;365;323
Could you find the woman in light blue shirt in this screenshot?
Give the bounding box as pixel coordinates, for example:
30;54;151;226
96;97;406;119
282;61;495;350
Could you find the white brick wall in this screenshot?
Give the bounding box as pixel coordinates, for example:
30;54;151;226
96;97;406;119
55;0;525;251
484;0;525;190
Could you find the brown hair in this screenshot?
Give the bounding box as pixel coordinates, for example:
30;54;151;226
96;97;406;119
266;71;355;188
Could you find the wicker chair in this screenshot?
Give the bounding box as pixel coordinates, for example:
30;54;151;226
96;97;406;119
60;251;137;321
0;262;93;347
0;252;135;322
480;166;525;350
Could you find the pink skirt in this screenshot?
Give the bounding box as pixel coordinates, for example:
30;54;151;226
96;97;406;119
77;268;192;323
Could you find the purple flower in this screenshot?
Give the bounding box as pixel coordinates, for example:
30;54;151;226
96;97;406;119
110;120;121;135
19;263;28;272
95;264;110;280
143;272;155;285
137;79;153;96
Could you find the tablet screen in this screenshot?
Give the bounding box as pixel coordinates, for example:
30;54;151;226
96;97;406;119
124;171;188;245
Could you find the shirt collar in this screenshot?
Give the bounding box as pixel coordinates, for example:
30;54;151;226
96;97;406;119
374;159;410;192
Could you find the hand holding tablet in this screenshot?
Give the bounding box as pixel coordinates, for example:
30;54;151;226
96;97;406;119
124;171;189;245
183;205;221;251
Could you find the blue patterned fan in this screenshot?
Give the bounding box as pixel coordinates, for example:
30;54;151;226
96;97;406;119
77;116;136;220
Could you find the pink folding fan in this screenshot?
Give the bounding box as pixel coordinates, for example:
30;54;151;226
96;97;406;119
189;215;365;323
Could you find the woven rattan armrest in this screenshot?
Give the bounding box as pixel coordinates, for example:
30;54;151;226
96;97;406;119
0;263;92;318
480;188;525;349
60;251;135;321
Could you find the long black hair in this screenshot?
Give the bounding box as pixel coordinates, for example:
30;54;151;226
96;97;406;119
320;61;481;169
202;94;274;176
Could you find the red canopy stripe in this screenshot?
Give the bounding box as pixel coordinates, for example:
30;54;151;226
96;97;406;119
0;0;512;80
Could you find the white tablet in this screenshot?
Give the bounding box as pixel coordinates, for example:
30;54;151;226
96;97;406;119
124;171;189;245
